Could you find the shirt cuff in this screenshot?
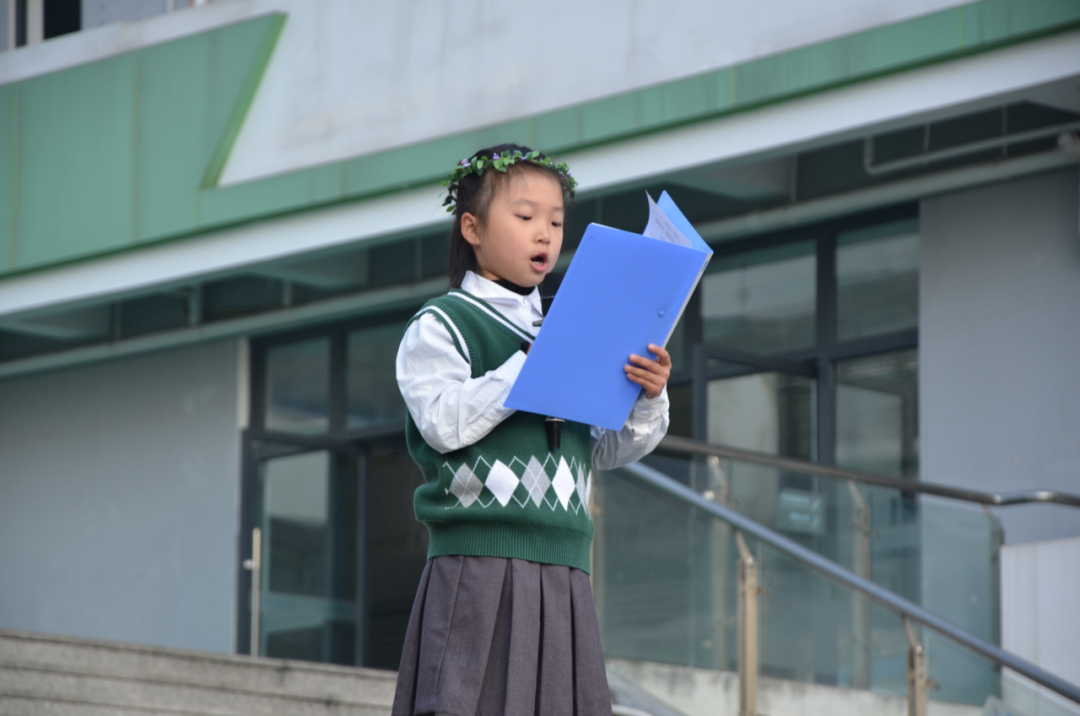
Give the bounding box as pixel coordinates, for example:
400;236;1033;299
633;386;670;418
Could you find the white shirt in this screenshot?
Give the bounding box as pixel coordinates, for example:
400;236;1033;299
396;271;669;469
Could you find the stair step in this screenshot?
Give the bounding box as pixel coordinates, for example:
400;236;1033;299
0;629;396;704
0;694;195;716
0;667;388;716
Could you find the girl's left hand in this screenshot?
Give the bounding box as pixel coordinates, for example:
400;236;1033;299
625;344;672;399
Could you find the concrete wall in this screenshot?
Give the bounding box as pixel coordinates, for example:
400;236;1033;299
0;339;244;653
1001;537;1080;716
920;168;1080;545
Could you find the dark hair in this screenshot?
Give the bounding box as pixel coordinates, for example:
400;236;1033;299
448;143;573;288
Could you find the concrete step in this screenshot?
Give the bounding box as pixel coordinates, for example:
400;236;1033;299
0;629;394;716
1;694;196;716
0;668;388;716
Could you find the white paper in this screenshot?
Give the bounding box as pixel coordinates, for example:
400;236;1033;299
642;192;693;248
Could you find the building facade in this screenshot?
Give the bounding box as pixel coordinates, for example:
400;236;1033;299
1;0;1078;708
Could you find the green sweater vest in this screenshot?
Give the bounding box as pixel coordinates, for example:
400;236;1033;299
405;289;595;573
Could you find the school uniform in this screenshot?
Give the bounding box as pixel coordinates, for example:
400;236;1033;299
393;270;669;716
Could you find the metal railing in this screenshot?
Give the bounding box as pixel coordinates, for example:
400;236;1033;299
657;434;1080;509
618;461;1080;714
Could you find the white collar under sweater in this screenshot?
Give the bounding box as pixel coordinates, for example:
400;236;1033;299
459;270;544;336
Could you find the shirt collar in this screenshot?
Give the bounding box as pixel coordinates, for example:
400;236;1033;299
461;271;542;314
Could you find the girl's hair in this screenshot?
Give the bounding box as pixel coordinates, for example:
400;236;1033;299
448;143;573;288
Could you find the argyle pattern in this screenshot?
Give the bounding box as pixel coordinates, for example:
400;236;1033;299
404;290;597;572
444;455;593;515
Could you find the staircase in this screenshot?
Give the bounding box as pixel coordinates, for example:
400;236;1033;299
0;629;397;715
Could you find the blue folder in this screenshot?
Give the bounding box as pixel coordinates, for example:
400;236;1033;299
505;192;713;431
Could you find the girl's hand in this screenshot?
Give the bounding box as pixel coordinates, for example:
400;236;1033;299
625;344;672;399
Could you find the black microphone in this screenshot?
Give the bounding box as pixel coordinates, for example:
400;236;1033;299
537;274;564;451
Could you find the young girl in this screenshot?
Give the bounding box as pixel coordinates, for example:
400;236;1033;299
393;143;671;716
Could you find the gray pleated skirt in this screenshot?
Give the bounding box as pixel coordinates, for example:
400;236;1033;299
392;555;612;716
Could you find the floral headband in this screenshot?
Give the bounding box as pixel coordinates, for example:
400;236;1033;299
441;149;578;213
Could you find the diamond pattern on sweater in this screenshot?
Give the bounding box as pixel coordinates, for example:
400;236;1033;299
441;455;592;517
449;463;484;508
552;457;576;510
575;465;588;507
485;460;519;507
521;456;551;507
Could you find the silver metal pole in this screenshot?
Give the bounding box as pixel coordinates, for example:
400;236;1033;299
737;531;758;716
905;617;928;716
848;482;871;689
243;527;262;657
706;456;731;671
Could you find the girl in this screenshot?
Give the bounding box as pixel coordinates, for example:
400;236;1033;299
393;143;671;716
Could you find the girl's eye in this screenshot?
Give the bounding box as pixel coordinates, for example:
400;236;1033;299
552;222;563;228
518;215;532;221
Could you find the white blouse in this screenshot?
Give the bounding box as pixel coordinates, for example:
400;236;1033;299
396;271;670;469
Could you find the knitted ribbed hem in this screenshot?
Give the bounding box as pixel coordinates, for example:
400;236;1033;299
425;521;594;574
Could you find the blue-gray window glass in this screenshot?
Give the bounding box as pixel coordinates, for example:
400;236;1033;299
836;220;919;342
265;337;330;434
346;322;409;428
707;367;815;460
701;241;816;355
258;449;359;664
836;348;919;477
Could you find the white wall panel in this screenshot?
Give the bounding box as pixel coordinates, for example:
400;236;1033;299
920;168;1080;545
1001;537;1080;715
219;0;970;184
0;340;243;652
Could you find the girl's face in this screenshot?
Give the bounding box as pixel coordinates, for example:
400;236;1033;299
461;169;564;288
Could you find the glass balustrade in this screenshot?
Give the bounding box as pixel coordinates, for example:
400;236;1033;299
636;448;1002;657
592;463;1064;716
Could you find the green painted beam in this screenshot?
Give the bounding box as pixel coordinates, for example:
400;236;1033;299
2;0;1078;280
1;13;285;275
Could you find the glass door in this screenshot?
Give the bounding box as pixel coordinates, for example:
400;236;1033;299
248;437;362;665
241;431;429;670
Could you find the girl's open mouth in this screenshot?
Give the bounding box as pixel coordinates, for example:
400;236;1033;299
530;253;548;271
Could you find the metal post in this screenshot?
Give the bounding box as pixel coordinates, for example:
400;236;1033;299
736;531;758;716
706;456;731;670
243;527;262;657
848;481;871;689
905;617;928;716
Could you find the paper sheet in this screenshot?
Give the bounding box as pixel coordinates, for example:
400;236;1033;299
642;192;693;247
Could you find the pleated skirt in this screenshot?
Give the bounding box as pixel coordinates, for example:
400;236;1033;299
391;555;612;716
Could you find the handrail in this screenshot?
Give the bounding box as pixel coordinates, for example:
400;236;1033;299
657;435;1080;509
618;461;1080;706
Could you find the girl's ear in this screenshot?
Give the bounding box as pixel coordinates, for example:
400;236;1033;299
460;212;482;247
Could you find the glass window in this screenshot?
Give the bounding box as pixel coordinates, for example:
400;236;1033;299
265;338;330;434
707;368;815;460
837;220;919;341
836;349;919;477
701;241;816;355
347;322;409;428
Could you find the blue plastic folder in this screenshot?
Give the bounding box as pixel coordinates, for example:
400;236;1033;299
505;192;713;431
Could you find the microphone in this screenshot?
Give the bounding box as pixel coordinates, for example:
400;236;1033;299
536;273;564;451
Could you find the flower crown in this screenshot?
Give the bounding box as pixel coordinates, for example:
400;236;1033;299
441;149;578;213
